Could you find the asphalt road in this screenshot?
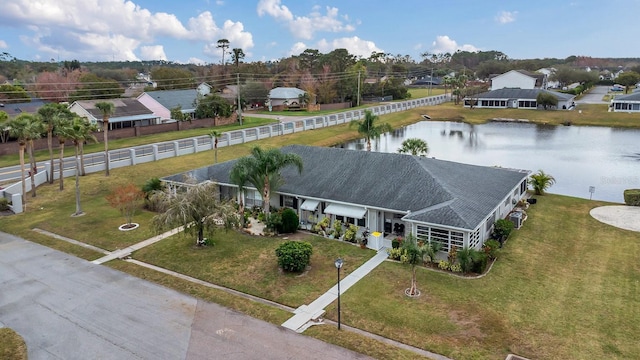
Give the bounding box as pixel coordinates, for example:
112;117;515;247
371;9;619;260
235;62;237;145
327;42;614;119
0;232;371;360
576;85;610;104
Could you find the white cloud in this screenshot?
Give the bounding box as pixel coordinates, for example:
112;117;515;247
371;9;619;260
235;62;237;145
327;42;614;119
431;35;479;54
0;0;253;61
495;11;517;24
257;1;354;40
0;40;7;49
140;45;167;60
288;36;382;58
256;0;293;21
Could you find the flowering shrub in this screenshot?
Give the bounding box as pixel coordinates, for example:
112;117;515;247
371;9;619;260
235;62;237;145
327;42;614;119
438;260;450;270
450;263;462;273
387;247;404;260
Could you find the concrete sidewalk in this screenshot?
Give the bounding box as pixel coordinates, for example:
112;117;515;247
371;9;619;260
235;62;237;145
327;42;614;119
282;249;389;332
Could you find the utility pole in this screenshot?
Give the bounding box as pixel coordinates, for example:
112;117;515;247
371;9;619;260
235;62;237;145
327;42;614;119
357;71;361;107
237;73;242;126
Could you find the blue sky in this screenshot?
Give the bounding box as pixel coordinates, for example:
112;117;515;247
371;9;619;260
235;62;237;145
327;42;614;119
1;0;638;64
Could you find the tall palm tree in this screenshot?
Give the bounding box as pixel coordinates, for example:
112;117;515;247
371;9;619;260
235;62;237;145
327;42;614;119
209;130;221;163
350;110;392;151
152;182;239;246
95;101;115;176
7;114;39;206
52;113;78;191
0;110;9;144
68;118;98;216
229;162;250;225
398;138;429;156
38;103;71;184
230;146;303;215
529;170;556;195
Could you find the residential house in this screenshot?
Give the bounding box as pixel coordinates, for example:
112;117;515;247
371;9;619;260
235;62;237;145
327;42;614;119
197;82;213;96
490;69;547;90
162;145;529;252
464;88;575;110
137;89;199;121
537;68;559;88
0;99;46;117
69;98;159;129
413;76;442;86
267;87;307;110
610;92;640;112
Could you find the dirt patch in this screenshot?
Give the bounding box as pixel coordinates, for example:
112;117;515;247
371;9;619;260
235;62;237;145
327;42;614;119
448;310;484;339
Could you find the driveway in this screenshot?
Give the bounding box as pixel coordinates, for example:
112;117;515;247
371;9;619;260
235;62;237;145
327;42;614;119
576;85;610;104
0;232;371;360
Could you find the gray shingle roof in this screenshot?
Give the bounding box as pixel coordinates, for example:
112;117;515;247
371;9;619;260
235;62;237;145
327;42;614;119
145;89;199;111
612;92;640;101
73;98;154;118
469;88;574;102
164;145;529;230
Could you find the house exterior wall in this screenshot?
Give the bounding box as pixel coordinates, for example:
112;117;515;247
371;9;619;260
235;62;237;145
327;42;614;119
491;71;537;90
68;103;97;123
137;93;171;120
611;101;640;112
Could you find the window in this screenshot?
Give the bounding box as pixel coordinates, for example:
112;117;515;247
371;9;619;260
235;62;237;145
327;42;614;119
486;212;496;232
504;196;511;207
357;218;365;227
336;215;344;222
520;180;527;194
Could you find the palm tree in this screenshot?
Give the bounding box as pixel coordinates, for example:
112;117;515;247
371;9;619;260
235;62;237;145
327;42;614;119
209;130;221;163
529;169;556;195
350;110;392;151
95;101;115;176
231;48;245;68
0;111;9;144
53;113;79;191
68;118;97;216
8;114;42;204
230;146;303;215
38;103;71;184
401;233;428;297
152;182;239;246
398;138;429;156
229;160;250;225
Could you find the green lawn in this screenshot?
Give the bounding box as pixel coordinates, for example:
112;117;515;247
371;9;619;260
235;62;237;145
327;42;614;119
133;231;374;307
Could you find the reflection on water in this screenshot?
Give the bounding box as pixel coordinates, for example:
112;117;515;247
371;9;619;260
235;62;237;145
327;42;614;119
339;121;640;202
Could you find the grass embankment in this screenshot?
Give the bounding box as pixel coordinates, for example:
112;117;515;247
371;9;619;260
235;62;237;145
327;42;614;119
2;104;639;359
425;102;640;128
0;328;28;360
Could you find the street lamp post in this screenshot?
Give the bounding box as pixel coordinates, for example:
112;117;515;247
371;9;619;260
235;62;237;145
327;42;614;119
334;258;344;330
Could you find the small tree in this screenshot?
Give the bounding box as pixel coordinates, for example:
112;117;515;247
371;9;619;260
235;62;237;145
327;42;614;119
279;208;299;234
615;71;640;94
623;189;640;206
209;130;221;163
536;92;558;110
106;183;144;228
275;241;313;272
401;233;427;297
529;169;556;195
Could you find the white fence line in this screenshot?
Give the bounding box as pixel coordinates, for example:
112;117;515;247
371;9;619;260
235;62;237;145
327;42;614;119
2;95;448;213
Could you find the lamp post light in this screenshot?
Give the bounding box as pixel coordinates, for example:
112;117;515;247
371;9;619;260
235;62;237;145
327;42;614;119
334;258;344;330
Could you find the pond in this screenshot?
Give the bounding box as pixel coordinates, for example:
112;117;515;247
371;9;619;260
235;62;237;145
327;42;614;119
337;121;640;203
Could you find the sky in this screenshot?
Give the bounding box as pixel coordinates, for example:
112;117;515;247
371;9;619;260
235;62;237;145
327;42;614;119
1;0;639;65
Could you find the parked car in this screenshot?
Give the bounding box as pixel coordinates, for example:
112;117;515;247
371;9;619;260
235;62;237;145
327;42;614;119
611;85;624;91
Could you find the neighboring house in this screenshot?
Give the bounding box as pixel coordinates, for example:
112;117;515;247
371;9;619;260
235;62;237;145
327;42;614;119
69;98;159;129
218;85;239;103
162;145;529;252
267;87;306;109
0;99;46;117
490;70;546;90
610;92;640;112
197;82;212;96
464;88;575;110
413;76;442;86
537;68;559;88
137;89;199;121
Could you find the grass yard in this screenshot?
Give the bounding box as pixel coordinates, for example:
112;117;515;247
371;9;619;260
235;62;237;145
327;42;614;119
0;328;28;360
132;230;374;307
320;195;640;360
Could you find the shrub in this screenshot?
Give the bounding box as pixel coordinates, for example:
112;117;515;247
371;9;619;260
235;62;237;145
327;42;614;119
142;177;163;196
624;189;640;206
278;208;299;233
275;241;313;272
493;219;514;239
386;247;404;260
265;212;282;233
438;260;450;270
332;220;343;238
391;236;403;249
483;239;501;260
450;263;462;273
471;252;489;274
0;197;9;211
343;224;358;243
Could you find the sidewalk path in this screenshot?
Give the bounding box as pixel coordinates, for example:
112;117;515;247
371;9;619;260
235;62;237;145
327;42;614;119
91;226;184;264
282;249;389;332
